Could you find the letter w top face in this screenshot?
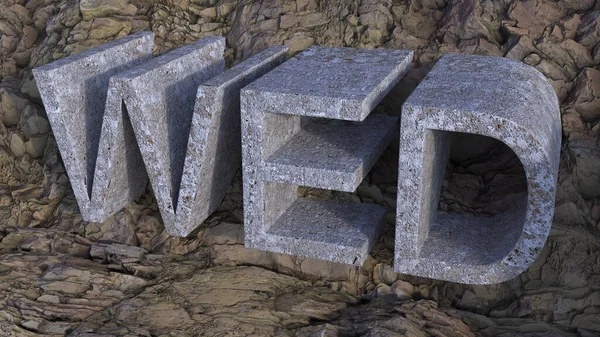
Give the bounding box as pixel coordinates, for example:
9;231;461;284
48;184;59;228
395;54;561;284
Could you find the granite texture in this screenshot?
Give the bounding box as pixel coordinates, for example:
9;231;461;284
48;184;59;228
113;36;225;236
173;46;288;236
264;198;388;265
115;37;287;237
32;31;154;223
262;115;398;192
34;33;286;237
241;46;413;265
243;46;413;121
395;54;561;284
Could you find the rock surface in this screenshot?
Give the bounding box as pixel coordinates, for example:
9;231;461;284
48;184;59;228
0;0;599;335
0;232;582;336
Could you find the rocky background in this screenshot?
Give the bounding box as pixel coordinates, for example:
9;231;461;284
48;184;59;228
0;0;599;336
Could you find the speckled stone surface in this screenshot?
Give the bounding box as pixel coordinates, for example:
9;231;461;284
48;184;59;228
264;198;388;265
395;54;561;284
262;115;398;192
241;46;413;265
115;37;287;237
112;36;225;235
243;46;413;121
33;31;154;222
35;33;287;235
174;46;287;236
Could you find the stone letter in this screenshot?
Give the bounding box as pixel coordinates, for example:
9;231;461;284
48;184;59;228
395;54;561;284
241;46;413;265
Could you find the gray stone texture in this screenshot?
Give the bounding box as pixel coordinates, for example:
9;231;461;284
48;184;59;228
116;37;288;236
242;46;413;265
32;31;154;223
176;45;287;236
243;46;413;121
112;36;225;236
262;115;398;192
34;32;286;237
395;54;561;284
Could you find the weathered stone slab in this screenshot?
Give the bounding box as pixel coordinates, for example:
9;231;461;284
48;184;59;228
264;198;388;265
395;54;561;284
262;115;397;192
241;46;413;265
115;37;288;236
243;47;412;121
33;31;154;222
